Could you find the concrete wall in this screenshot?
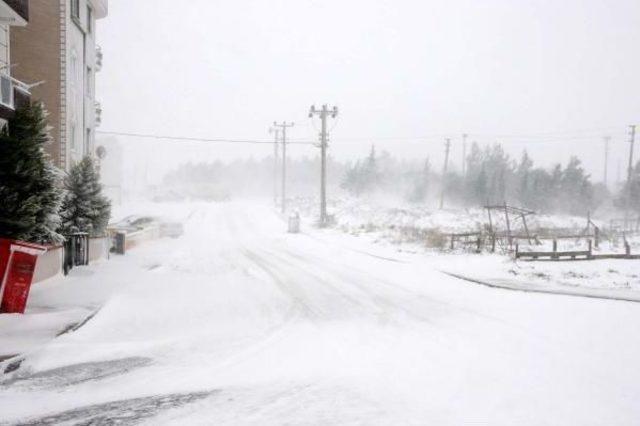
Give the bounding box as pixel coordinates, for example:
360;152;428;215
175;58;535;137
32;236;110;283
88;235;109;262
32;245;63;283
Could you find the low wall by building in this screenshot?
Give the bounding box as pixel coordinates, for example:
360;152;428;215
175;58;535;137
32;245;63;283
88;236;110;263
31;236;111;283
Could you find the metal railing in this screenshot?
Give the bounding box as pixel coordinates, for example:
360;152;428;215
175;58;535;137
0;72;31;110
96;45;103;71
95;101;102;126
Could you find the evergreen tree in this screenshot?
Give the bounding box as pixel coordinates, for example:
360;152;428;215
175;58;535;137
516;151;533;206
340;146;381;196
560;157;594;214
60;156;111;236
615;161;640;214
408;158;431;203
0;103;63;243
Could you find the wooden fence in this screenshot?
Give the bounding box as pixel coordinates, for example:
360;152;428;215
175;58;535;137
515;239;639;261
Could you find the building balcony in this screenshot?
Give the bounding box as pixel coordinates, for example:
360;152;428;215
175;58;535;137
0;0;28;26
0;72;30;120
96;45;103;71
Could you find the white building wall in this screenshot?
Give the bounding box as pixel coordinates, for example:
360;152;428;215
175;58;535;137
65;0;105;169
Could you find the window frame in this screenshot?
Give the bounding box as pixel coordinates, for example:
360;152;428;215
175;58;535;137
87;5;93;33
71;0;80;23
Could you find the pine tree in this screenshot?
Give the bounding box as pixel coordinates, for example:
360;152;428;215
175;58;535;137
516;151;533;206
0;103;63;243
408;158;431;203
60;156;111;236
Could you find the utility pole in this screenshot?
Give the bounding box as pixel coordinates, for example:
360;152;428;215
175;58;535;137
439;138;451;209
269;126;281;207
624;125;636;232
603;136;610;188
273;121;294;214
462;133;468;177
309;104;338;226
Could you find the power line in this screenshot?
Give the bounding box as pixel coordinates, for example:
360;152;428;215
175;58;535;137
272;121;295;214
624;125;636;231
96;130;314;145
439;138;451;210
309;104;338;226
268;126;281;207
97;130;628;147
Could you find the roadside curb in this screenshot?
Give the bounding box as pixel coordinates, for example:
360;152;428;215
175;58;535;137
0;308;101;376
441;271;640;303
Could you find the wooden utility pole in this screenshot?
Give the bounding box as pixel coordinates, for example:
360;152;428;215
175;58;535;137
269;126;281;207
273;121;294;214
624;125;636;231
309;104;338;226
603;136;610;188
462;133;468;177
439;138;451;209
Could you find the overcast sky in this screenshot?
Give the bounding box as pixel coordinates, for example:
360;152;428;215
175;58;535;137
97;0;640;183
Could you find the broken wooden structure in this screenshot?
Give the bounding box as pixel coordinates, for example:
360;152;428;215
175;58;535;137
485;203;536;252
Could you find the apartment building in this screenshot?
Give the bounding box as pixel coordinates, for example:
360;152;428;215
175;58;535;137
10;0;107;171
0;0;30;125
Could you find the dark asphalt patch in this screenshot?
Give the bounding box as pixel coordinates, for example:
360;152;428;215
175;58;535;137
1;357;152;389
8;390;216;426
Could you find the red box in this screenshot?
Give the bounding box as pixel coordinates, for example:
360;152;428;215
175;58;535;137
0;239;47;314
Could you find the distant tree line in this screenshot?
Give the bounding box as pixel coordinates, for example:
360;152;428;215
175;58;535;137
163;142;639;217
340;143;638;216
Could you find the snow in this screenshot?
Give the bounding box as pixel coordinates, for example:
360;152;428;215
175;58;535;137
2;200;640;425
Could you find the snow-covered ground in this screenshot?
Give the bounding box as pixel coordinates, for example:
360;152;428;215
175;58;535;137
2;200;640;425
292;196;640;296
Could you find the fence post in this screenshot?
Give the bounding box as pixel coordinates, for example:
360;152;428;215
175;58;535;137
594;226;599;249
450;234;455;250
588;239;592;259
552;239;558;260
476;235;481;253
515;242;519;259
625;239;631;258
491;234;496;253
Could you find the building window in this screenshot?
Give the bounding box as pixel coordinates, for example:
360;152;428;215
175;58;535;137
0;25;9;71
69;123;78;152
70;51;78;89
71;0;80;21
86;66;92;97
86;128;92;155
87;6;92;33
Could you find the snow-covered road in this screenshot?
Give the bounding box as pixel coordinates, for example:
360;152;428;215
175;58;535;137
2;201;640;425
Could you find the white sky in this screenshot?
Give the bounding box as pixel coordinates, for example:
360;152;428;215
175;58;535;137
97;0;640;183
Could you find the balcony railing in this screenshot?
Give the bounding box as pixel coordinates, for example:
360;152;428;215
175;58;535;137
0;72;30;110
96;45;103;72
95;101;102;127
